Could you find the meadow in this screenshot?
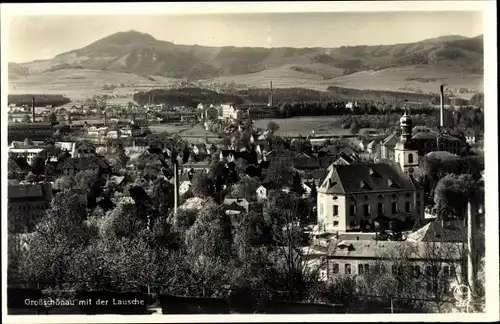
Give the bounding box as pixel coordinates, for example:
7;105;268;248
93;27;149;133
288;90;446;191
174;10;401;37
253;116;351;137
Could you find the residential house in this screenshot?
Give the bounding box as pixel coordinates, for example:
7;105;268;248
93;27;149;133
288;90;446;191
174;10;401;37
56;156;112;178
256;185;268;200
292;153;321;170
317;163;424;233
56;142;77;157
304;239;464;290
219;103;238;120
182;161;211;173
329;152;360;166
87;126;99;137
8;182;53;233
358;139;371;152
8;157;31;179
179;180;192;196
463;128;479;145
223;198;250;215
106;130;119;139
8;144;45;165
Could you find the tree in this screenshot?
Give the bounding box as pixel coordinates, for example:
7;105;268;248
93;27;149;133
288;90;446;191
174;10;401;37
18;190;96;285
434;174;477;220
350;122;360;135
267;121;280;133
22;114;32;123
266;160;295;190
191;171;214;198
228;176;259;201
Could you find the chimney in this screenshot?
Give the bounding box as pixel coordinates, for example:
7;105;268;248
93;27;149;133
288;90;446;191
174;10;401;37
32;96;36;123
439;85;445;128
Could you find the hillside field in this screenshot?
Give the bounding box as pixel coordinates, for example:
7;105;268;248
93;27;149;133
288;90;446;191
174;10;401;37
253;116;353;137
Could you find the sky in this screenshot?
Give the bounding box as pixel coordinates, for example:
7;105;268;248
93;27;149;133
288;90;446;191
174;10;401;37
7;11;483;63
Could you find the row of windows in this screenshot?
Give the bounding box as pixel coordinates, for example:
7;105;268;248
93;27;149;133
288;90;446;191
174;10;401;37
345;193;417;201
8;203;48;212
320;201;414;218
329;262;456;279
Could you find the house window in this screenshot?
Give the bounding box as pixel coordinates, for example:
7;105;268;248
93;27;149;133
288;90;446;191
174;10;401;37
333;196;338;200
333;263;340;274
377;203;383;216
349;205;356;217
405;202;411;213
333;205;339;216
358;264;364;275
345;264;352;275
413;266;421;277
364;264;369;274
392;202;397;214
408;153;414;164
442;266;450;279
363;204;369;217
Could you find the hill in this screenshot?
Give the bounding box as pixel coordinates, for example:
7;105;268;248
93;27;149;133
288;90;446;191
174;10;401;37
8;31;483;98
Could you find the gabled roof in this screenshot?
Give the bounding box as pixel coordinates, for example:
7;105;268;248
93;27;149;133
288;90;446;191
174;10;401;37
406;220;465;243
381;133;399;147
318;163;420;194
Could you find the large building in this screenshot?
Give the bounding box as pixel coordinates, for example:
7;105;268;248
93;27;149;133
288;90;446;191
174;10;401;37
316;163;424;233
8;182;53;233
8;143;45;165
8;123;54;142
381;113;465;159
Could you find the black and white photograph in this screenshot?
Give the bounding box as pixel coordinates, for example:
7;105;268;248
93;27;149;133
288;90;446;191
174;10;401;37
1;2;498;322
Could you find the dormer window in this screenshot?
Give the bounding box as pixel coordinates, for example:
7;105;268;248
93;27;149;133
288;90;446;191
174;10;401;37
369;168;381;177
388;179;399;188
360;181;371;190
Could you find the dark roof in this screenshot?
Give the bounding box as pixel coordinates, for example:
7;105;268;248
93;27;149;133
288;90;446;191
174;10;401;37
381;133;399;147
407;220;466;243
8;157;31;172
56;156;110;171
8;183;51;199
319;163;420;194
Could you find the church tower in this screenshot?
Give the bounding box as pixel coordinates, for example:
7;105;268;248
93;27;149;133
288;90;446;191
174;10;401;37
394;110;419;174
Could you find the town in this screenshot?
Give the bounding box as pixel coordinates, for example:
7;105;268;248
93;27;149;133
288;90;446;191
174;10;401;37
7;81;485;314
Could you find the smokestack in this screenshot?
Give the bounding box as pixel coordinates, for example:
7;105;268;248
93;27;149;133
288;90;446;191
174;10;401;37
32;96;35;123
439;85;445;128
467;200;476;297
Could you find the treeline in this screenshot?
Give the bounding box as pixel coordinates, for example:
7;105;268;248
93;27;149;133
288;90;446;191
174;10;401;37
133;88;244;107
278;101;440;118
327;86;441;104
8;94;71;107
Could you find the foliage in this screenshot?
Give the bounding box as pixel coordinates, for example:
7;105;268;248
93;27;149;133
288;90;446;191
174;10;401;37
434;174;477;220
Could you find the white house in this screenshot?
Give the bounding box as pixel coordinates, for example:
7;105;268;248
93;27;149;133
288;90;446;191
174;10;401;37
179;180;192;196
219;103;238;120
106;130;119;139
317;163;424;233
8;146;45;165
87;126;99;137
256;185;268;200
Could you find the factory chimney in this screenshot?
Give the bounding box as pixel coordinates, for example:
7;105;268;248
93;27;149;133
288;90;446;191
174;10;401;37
439;85;445;129
173;161;179;216
32;96;36;123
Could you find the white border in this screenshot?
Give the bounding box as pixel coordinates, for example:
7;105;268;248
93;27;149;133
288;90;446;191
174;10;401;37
1;2;498;323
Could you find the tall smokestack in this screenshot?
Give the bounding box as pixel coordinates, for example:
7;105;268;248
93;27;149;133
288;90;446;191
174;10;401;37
32;96;36;123
439;85;445;128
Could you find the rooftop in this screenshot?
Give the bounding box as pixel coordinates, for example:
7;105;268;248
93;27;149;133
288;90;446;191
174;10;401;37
319;163;421;195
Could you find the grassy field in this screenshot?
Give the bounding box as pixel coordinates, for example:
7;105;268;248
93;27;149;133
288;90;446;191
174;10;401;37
8;65;483;104
253;116;352;137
